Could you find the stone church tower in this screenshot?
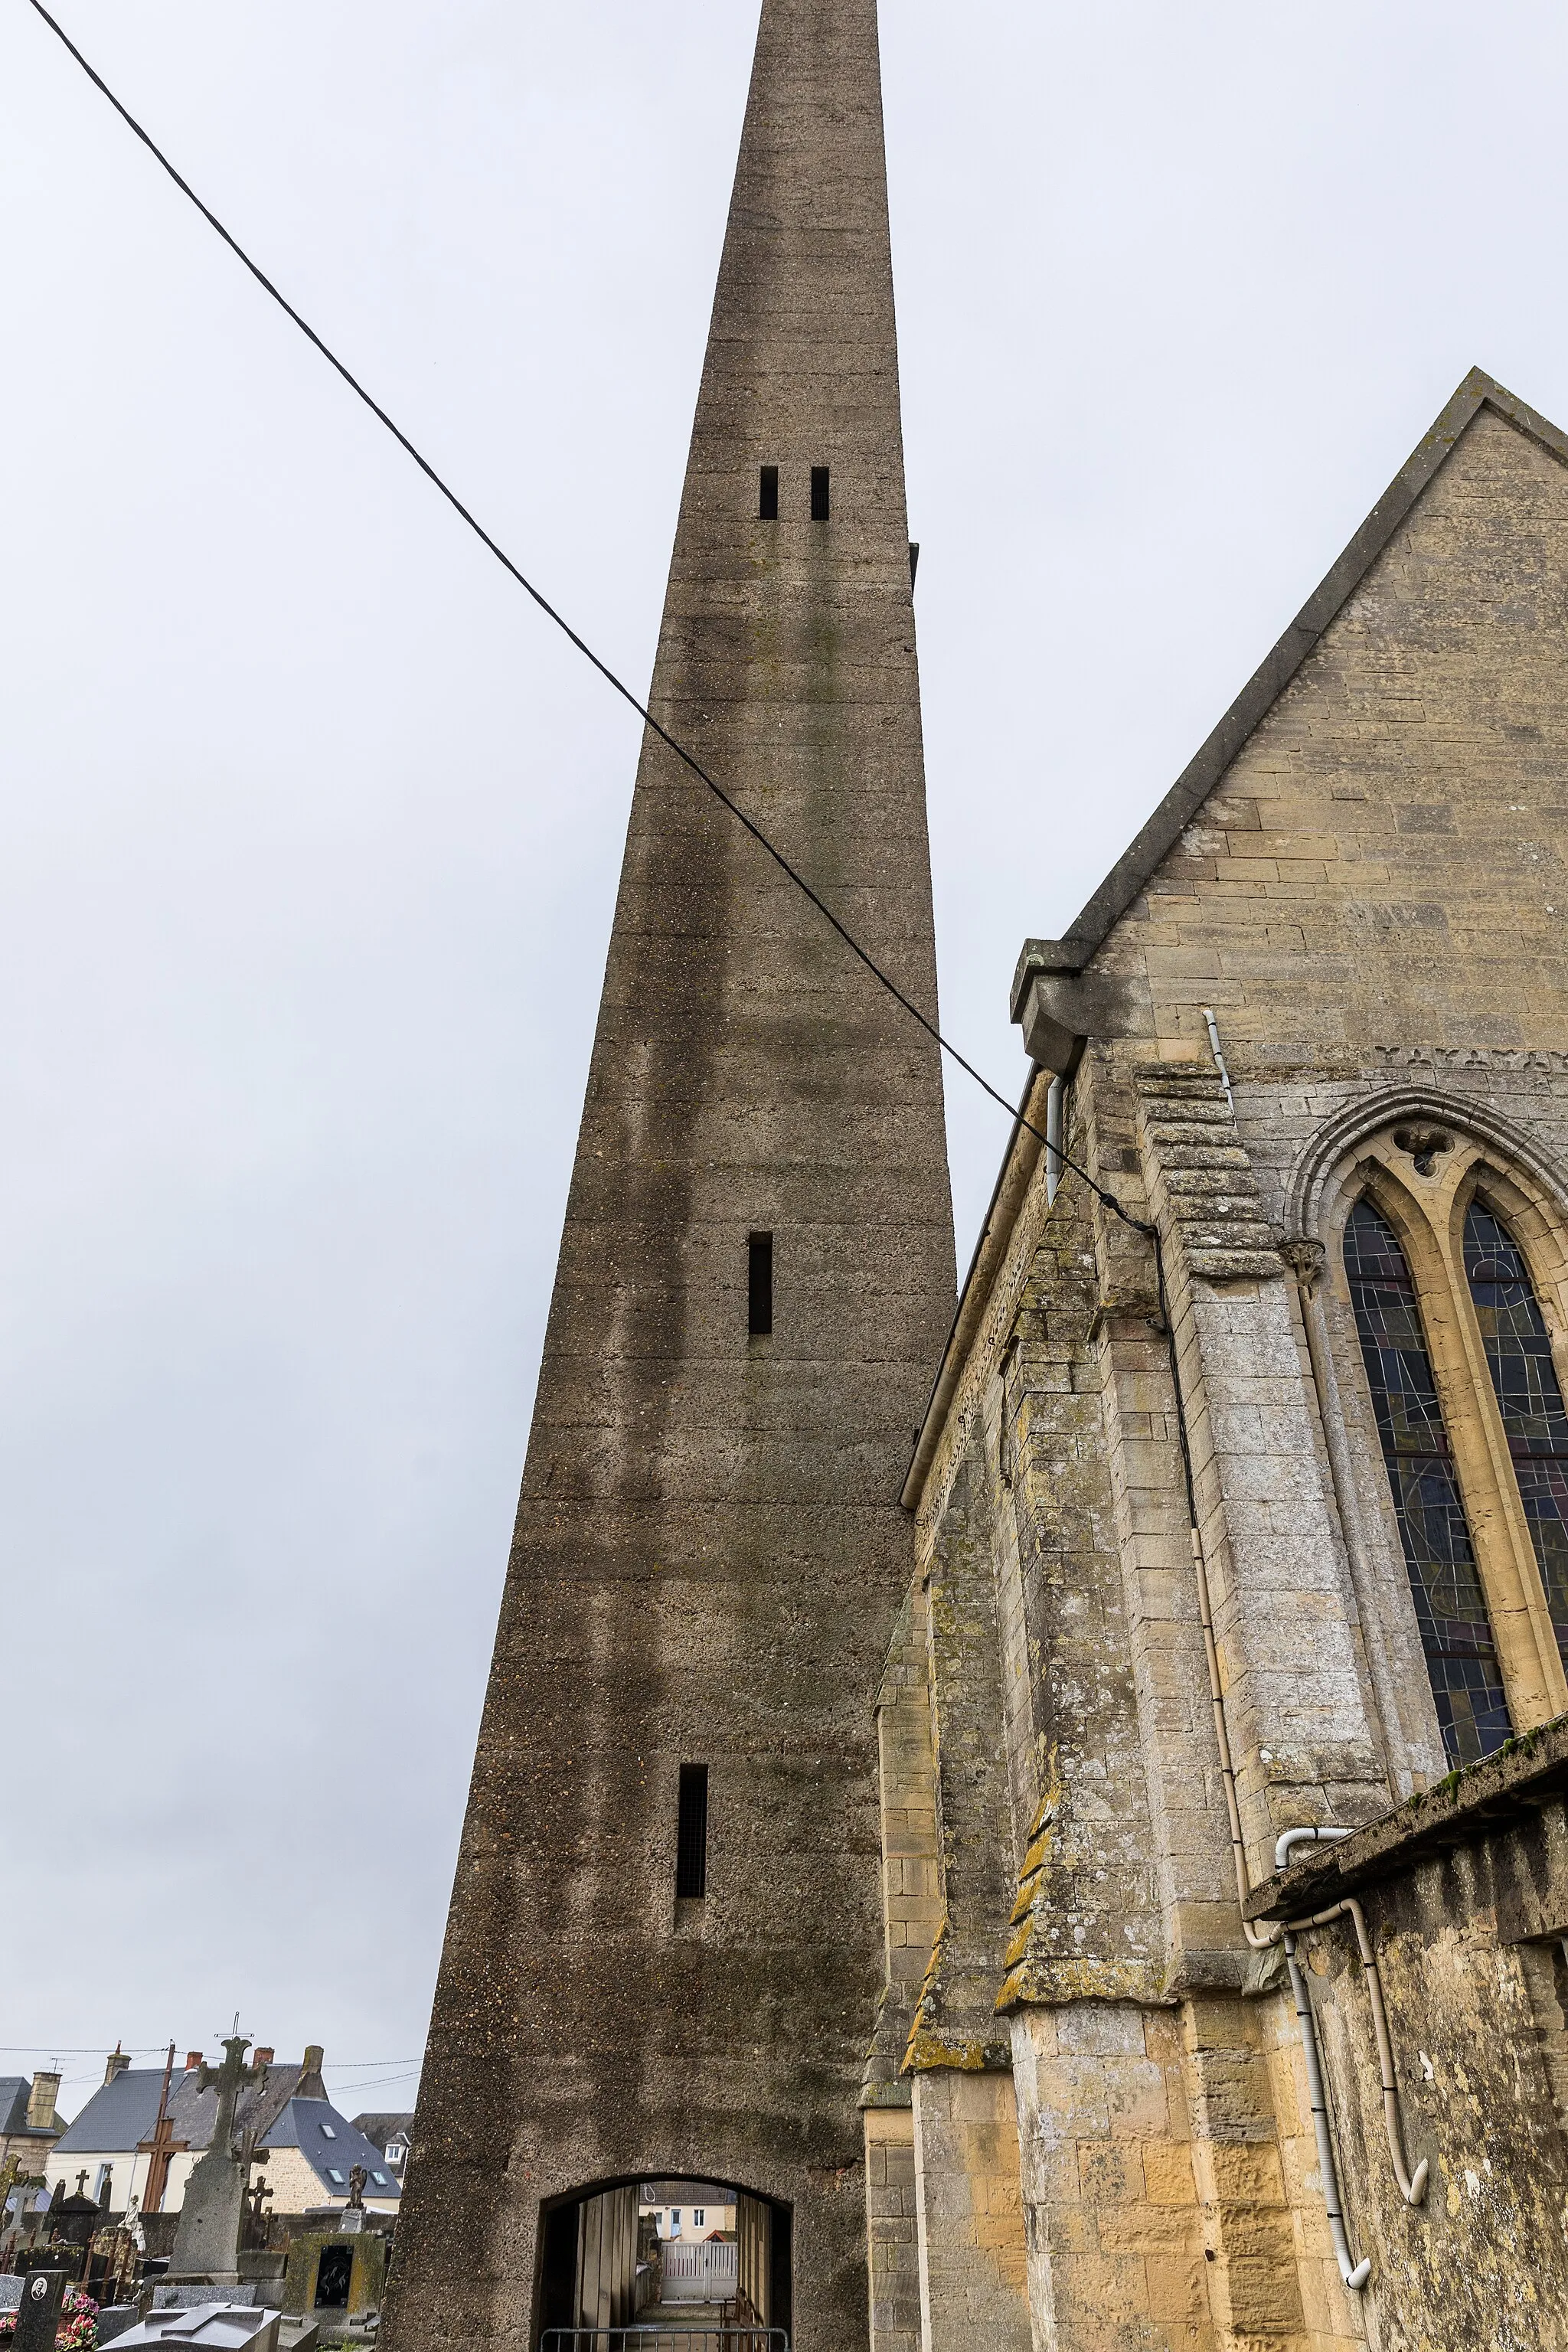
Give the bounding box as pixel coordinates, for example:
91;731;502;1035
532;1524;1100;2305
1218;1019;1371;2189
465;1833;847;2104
384;2;954;2347
877;371;1568;2352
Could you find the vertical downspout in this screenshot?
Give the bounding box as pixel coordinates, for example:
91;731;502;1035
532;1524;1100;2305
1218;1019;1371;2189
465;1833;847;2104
1201;1005;1233;1111
1044;1075;1063;1204
1284;1932;1372;2290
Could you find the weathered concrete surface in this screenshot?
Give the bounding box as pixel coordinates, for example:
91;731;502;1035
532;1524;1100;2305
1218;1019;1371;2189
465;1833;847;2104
382;4;954;2350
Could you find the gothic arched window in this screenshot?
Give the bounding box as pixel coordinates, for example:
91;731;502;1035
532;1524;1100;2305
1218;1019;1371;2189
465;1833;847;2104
1464;1198;1568;1660
1344;1196;1511;1766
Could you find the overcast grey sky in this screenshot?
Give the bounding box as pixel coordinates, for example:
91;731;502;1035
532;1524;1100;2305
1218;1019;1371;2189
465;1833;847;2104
5;0;1568;2118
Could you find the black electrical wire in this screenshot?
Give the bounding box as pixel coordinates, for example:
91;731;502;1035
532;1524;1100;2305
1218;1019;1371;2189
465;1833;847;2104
21;0;1085;1177
21;1;1191;1413
19;17;1239;1993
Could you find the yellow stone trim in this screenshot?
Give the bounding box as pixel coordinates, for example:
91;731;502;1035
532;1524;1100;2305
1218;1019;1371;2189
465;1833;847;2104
1000;1754;1058;1952
1325;1125;1568;1730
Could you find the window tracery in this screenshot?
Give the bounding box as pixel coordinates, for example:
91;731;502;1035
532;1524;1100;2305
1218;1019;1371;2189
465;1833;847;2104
1285;1094;1568;1780
1344;1197;1511;1766
1463;1199;1568;1658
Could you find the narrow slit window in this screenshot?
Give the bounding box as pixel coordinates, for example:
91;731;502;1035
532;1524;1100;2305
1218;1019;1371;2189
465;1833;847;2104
1344;1197;1511;1765
759;466;779;521
748;1231;773;1336
676;1763;709;1899
810;466;831;521
1464;1197;1568;1661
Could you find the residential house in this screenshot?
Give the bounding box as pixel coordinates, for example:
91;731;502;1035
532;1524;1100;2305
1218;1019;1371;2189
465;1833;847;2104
0;2070;64;2177
349;2115;413;2184
637;2184;737;2242
45;2045;400;2217
44;2050;164;2212
255;2101;400;2216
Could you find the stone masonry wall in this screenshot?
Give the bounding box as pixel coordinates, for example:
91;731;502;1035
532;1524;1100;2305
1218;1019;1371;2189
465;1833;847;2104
864;2109;920;2352
910;2073;1030;2351
896;389;1568;2351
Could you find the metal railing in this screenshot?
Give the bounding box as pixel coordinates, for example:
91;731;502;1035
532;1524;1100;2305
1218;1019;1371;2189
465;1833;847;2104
541;2331;786;2352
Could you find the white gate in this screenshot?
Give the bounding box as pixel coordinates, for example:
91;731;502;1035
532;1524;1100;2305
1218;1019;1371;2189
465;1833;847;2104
661;2241;740;2302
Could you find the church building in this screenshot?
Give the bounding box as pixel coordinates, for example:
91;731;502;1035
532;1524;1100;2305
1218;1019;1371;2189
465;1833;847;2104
382;2;1568;2347
872;365;1568;2352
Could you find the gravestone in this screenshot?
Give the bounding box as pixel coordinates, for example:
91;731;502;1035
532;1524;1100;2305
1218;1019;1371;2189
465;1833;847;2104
171;2038;260;2285
335;2172;367;2237
108;2306;281;2352
282;2233;384;2322
236;2256;285;2290
12;2270;67;2352
155;2288;260;2310
53;2174;102;2252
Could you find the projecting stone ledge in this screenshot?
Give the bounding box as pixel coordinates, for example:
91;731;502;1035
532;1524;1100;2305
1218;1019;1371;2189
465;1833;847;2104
1244;1710;1568;1925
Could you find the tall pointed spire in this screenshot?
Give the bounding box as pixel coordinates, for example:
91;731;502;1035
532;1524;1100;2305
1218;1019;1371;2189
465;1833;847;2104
385;2;953;2343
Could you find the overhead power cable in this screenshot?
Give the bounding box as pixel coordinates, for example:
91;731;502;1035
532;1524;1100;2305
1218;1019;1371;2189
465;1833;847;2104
20;0;1152;1247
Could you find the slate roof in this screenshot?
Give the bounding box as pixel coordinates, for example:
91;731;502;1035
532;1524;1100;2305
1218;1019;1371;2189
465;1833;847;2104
1008;368;1568;1002
260;2099;400;2200
54;2053;328;2159
51;2069;168;2156
348;2114;413;2155
0;2079;60;2145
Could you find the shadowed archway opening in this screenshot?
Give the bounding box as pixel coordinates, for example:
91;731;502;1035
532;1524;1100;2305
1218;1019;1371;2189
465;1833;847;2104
535;2174;791;2348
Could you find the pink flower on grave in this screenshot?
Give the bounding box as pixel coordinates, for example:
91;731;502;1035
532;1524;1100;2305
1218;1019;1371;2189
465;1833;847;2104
0;2289;96;2352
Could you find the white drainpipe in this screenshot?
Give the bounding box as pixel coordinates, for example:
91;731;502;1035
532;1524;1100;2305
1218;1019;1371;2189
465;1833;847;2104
1044;1075;1063;1204
1201;1005;1234;1111
1276;1824;1354;1870
1283;1930;1372;2292
1185;1523;1429;2288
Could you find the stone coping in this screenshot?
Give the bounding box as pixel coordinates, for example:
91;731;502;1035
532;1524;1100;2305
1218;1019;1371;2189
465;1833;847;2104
1243;1710;1568;1921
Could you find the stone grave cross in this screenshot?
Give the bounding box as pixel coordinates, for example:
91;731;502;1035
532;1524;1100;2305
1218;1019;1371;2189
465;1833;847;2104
169;2032;261;2282
196;2037;260;2161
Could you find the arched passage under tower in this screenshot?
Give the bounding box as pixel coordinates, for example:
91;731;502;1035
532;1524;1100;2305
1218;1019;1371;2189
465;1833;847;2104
534;2173;792;2348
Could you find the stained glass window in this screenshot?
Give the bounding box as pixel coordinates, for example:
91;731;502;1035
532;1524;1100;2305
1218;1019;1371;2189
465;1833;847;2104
1344;1197;1511;1766
1464;1199;1568;1663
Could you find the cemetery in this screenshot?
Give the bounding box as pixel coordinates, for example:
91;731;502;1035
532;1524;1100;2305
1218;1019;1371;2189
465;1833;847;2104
0;2040;403;2352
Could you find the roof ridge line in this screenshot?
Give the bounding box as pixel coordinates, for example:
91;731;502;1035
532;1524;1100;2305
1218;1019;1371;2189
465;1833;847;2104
1010;368;1568;1013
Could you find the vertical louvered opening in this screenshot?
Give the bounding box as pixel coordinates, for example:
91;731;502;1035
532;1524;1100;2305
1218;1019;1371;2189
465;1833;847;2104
748;1232;773;1335
676;1764;709;1899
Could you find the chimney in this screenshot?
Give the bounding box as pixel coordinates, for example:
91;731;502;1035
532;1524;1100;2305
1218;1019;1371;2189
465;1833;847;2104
104;2047;131;2086
298;2046;325;2096
253;2048;274;2069
27;2072;60;2131
185;2052;204;2073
